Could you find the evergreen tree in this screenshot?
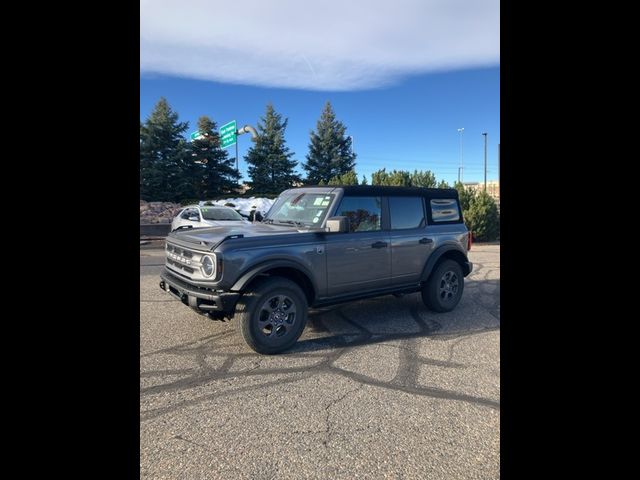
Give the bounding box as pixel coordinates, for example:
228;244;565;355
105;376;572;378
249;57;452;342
244;104;300;194
140;97;189;201
437;180;450;189
371;168;412;186
303;101;356;184
410;169;436;188
327;170;359;185
454;181;477;212
361;175;368;185
465;191;500;241
184;116;241;199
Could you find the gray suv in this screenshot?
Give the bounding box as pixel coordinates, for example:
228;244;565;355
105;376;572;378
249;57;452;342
159;186;472;354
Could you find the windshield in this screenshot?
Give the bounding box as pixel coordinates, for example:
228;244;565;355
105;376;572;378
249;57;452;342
201;207;244;221
264;192;335;226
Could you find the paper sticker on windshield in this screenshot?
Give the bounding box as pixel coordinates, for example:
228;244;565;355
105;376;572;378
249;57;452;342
312;216;320;223
313;197;324;206
321;200;330;206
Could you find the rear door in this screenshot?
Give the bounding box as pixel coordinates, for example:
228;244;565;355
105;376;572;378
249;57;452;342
388;196;433;285
325;195;391;296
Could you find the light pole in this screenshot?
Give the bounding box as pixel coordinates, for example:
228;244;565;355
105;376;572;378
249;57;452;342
482;132;488;191
457;128;464;183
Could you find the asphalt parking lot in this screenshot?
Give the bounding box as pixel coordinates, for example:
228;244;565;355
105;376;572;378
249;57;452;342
140;245;500;479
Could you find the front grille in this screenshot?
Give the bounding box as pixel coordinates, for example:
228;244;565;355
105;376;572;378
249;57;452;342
167;258;195;274
166;244;193;258
165;242;211;280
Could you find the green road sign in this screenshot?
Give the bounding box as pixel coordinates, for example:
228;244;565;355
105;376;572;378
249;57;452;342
190;131;206;141
220;120;237;149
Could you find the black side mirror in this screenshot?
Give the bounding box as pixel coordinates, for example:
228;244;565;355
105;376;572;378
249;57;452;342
326;216;349;233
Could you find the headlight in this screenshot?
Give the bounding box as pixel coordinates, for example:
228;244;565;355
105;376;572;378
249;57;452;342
201;255;215;278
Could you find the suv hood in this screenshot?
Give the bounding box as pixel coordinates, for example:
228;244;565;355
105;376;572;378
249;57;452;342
168;223;312;250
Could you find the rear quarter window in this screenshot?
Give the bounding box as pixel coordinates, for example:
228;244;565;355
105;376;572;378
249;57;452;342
430;199;461;223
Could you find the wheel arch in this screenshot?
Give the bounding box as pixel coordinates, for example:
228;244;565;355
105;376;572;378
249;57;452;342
421;245;471;283
231;261;317;305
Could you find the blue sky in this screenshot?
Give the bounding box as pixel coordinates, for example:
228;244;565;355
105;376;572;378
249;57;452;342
140;0;500;186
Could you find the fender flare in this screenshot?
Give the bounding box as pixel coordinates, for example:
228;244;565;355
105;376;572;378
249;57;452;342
230;259;318;299
420;244;470;282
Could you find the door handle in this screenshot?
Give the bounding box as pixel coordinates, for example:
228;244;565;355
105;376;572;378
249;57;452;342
419;237;433;244
371;241;388;249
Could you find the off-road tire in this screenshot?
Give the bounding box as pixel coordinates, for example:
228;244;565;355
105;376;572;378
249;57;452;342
421;259;464;312
235;276;308;354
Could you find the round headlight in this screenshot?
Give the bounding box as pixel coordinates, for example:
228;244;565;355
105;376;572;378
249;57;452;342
201;255;215;277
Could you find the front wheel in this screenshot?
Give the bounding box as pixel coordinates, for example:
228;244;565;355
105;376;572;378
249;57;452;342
421;260;465;312
235;277;308;354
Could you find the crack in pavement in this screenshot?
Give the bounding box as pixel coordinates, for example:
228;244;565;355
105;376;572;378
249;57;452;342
141;256;500;422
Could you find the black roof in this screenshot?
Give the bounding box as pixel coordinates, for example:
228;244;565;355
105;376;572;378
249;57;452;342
290;185;459;199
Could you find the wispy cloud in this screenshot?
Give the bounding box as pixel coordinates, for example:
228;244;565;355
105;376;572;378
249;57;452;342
140;0;499;91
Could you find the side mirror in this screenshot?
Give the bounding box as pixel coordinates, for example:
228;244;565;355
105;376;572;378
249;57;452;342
326;216;350;233
188;216;199;222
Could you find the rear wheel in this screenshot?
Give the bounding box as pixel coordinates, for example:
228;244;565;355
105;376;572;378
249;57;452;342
421;259;464;312
235;277;308;354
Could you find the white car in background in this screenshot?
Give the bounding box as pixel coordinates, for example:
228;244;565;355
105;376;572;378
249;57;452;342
171;205;250;232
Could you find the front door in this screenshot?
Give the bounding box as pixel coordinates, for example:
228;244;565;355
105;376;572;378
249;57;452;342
325;195;391;296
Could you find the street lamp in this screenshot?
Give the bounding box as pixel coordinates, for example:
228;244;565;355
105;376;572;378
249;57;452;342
457;128;464;183
482;132;488;191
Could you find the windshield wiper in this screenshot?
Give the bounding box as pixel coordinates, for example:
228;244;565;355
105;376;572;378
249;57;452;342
275;220;307;227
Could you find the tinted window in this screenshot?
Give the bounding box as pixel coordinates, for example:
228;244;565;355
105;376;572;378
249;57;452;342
389;197;425;230
200;207;243;221
430;199;460;222
336;196;382;232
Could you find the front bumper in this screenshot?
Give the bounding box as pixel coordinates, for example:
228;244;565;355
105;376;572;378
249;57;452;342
159;268;240;314
464;261;473;276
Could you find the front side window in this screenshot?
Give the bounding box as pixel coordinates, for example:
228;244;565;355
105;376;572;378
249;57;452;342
181;208;198;220
430;199;460;222
336;196;382;232
389;196;425;230
264;192;335;226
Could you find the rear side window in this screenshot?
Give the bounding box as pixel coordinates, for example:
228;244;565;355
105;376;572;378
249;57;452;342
430;199;460;222
336;196;382;232
389;197;425;230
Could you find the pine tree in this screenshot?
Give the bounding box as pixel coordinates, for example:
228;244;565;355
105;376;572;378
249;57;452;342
454;181;477;212
183;116;241;200
140;97;189;201
465;191;500;241
410;169;436;188
303;101;356;184
361;175;368;185
244;104;300;194
327;170;359;185
437;179;450;189
371;168;411;186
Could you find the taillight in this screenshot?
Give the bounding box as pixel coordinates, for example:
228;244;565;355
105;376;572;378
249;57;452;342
467;231;472;251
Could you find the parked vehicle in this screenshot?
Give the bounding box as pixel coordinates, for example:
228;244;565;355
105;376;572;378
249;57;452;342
171;205;249;232
160;186;472;354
